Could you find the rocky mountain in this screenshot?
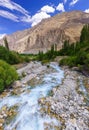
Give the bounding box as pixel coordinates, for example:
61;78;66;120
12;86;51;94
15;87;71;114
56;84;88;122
0;11;89;54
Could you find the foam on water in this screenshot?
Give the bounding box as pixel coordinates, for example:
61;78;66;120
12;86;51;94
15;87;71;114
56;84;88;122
0;62;64;130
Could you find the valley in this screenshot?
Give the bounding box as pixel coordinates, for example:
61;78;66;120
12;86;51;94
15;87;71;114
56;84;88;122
0;10;89;130
0;62;88;130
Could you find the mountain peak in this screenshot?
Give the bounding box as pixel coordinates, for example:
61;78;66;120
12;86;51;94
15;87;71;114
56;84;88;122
0;11;89;54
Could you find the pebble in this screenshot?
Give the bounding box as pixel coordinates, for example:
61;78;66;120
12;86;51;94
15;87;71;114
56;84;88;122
0;123;2;127
0;116;3;119
39;68;89;129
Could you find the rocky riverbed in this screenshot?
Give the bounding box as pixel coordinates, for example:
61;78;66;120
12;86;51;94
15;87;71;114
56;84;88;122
0;62;64;130
39;67;89;130
0;62;88;130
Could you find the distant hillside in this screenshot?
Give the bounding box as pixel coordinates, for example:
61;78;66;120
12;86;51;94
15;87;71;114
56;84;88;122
59;24;89;76
0;11;89;54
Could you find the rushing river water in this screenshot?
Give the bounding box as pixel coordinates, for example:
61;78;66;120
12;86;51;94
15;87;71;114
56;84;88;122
0;62;64;130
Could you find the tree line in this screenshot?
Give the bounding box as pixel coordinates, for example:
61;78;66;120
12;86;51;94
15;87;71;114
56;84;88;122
38;24;89;69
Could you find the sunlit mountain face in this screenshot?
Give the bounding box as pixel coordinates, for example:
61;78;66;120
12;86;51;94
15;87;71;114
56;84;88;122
0;0;89;37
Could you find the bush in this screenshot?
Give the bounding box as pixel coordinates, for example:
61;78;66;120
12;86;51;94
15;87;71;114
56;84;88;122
0;60;18;92
37;45;57;61
0;46;24;64
59;56;77;67
59;24;89;68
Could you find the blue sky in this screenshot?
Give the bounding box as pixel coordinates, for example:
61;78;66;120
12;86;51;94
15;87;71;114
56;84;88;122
0;0;89;38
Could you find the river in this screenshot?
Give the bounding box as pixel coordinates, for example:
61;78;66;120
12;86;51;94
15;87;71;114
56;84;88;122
0;62;64;130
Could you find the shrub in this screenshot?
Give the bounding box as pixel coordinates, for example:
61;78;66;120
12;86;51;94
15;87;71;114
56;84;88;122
59;56;77;67
0;60;18;92
0;46;24;64
59;24;89;68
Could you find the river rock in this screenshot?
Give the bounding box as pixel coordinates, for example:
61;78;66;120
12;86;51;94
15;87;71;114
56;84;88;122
12;81;22;88
0;115;3;119
0;119;4;124
0;123;3;127
38;97;46;105
39;67;89;130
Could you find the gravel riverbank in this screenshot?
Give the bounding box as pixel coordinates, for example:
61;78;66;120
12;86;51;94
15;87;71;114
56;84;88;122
39;67;89;130
0;62;88;130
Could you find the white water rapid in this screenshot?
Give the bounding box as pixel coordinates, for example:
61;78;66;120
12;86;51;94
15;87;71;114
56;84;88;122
0;62;64;130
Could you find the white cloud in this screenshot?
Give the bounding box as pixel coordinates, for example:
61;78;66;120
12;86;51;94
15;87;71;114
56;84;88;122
56;3;65;12
30;12;51;27
21;11;51;26
85;9;89;13
0;33;6;39
30;5;55;27
41;5;55;13
0;0;55;27
70;0;79;6
21;5;55;26
0;0;29;15
0;0;31;22
64;0;67;4
21;15;31;23
0;10;19;21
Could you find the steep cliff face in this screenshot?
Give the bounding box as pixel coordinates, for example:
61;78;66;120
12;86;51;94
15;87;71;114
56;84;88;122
0;11;89;53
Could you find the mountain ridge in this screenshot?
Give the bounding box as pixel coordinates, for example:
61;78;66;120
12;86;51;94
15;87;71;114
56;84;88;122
0;10;89;54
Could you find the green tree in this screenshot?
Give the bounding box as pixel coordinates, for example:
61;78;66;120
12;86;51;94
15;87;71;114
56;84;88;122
3;37;9;50
59;24;89;68
50;44;55;54
0;46;23;64
80;24;89;43
38;51;44;61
